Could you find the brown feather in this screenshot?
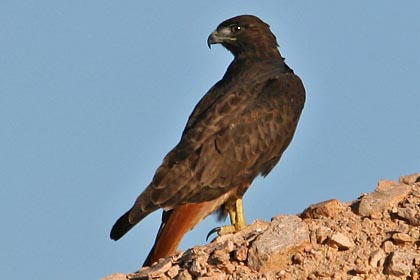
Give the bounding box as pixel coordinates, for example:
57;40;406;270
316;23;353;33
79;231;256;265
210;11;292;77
143;193;231;266
110;15;306;266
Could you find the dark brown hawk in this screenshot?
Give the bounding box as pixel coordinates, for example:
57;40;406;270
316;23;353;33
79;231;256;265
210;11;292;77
111;15;305;266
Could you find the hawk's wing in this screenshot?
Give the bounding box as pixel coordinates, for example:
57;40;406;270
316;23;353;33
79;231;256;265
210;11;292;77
129;69;305;222
141;71;305;266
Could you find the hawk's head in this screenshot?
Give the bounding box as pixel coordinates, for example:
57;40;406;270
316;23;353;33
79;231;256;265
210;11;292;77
207;15;280;58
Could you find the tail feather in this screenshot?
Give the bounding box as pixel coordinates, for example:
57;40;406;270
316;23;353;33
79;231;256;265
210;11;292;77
110;210;136;241
143;202;217;266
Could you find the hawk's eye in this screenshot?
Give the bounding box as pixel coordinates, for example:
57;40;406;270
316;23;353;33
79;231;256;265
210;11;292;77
230;25;242;33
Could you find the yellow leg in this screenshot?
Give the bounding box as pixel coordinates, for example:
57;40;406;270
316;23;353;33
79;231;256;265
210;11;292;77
228;198;247;231
207;198;247;239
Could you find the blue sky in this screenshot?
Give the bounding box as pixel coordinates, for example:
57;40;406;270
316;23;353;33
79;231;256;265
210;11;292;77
1;1;419;279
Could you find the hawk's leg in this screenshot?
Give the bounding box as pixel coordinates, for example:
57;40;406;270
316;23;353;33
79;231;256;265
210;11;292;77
207;198;247;240
227;197;247;232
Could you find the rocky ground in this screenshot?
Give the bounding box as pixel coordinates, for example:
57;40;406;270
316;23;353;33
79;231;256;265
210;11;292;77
103;173;420;280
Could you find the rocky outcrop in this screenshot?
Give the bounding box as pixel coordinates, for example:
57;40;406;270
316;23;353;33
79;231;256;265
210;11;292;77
104;173;420;280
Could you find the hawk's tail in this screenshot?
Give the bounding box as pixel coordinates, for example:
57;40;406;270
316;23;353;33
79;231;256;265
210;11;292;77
110;210;137;241
143;202;217;266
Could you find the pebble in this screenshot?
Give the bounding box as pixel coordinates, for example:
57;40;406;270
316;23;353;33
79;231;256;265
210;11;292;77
391;232;417;244
368;249;386;267
327;232;355;250
384;251;417;277
301;199;343;219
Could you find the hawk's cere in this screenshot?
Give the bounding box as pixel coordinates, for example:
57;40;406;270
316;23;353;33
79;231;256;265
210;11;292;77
111;15;306;266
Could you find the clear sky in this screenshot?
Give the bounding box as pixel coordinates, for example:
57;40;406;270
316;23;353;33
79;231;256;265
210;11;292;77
1;1;419;279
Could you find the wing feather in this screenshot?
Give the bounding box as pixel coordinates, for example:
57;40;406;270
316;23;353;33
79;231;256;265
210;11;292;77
127;63;304;227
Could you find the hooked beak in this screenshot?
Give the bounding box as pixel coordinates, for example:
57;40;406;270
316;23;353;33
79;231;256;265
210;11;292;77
207;30;220;48
207;27;236;49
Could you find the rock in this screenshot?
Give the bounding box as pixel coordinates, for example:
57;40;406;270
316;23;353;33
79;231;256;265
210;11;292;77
188;255;208;277
326;232;355;250
368;249;386;267
391;232;417;244
356;180;411;217
103;173;420;280
213;219;269;245
314;226;332;244
166;265;180;278
397;206;420;226
382;240;395;254
399;173;420;185
128;258;173;280
291;252;305;265
233;246;248;262
247;215;310;272
101;273;126;280
209;248;230;266
223;263;235;274
412;270;419;280
301;199;343;219
384;251;417;277
193;274;226;280
375;179;400;192
353;264;369;275
176;270;192;280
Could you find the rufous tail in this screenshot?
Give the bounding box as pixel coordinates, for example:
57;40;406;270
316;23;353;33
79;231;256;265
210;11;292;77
143;202;215;266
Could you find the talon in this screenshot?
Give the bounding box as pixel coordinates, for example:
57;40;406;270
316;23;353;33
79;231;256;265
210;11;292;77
205;198;248;242
206;227;220;241
206;224;238;241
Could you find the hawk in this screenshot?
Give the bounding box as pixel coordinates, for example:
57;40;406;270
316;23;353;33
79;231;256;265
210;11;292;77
111;15;305;266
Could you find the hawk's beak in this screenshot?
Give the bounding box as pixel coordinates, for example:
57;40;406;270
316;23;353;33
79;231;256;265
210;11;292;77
207;31;219;49
207;27;235;49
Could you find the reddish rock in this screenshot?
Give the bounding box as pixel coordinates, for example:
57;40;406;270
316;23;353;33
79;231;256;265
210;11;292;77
384;251;417;277
127;258;172;280
301;199;343;219
103;173;420;280
166;265;180;279
368;249;386;267
375;179;400;192
101;273;126;280
233;246;248;262
399;173;420;185
314;226;332;244
357;180;411;217
176;270;192;280
397;206;420;226
326;232;355;250
391;232;417;244
189;255;208;277
248;215;310;272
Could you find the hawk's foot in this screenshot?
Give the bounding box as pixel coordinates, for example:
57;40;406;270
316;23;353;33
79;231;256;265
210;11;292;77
206;225;237;241
206;198;247;241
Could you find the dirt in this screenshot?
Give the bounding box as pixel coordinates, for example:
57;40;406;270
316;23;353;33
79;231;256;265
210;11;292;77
103;173;420;280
